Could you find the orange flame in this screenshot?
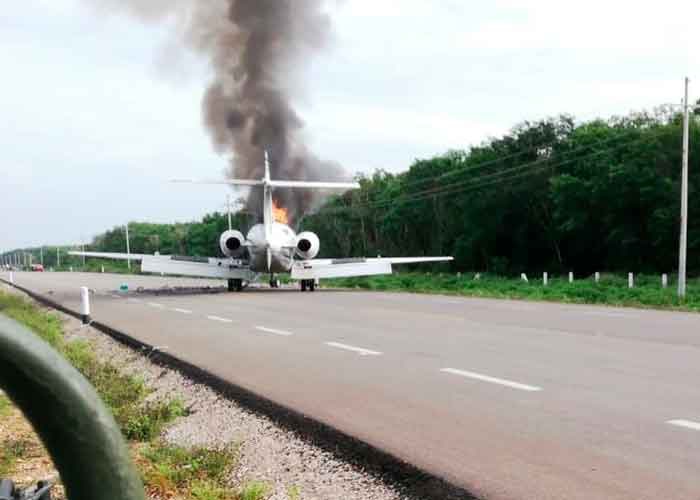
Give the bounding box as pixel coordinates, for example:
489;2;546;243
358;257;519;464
272;199;290;225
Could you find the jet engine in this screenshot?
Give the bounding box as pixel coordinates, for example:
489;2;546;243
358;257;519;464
295;232;320;260
219;230;246;258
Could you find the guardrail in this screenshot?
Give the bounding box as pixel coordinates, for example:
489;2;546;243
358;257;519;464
0;314;145;500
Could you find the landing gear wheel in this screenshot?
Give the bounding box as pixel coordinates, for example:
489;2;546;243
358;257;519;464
300;280;316;292
228;279;243;292
269;279;281;289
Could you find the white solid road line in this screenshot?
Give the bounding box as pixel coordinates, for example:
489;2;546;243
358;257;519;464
148;302;165;309
207;315;233;324
325;342;382;356
173;308;193;315
667;419;700;431
441;368;543;392
255;326;293;337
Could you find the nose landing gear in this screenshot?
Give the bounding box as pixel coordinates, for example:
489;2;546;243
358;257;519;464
269;276;281;289
300;279;316;292
227;279;243;292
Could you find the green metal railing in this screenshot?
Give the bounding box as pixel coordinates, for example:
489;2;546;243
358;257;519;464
0;314;145;500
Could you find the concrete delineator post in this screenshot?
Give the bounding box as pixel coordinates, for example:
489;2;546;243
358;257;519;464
662;274;669;289
629;273;634;289
595;272;601;283
9;271;13;284
80;287;91;325
569;272;574;284
543;272;548;286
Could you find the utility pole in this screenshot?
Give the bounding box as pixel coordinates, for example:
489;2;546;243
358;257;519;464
678;77;691;299
40;247;44;266
125;223;131;271
57;247;61;268
81;244;86;269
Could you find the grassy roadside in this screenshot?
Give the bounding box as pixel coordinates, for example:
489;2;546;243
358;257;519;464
0;291;271;500
328;273;700;312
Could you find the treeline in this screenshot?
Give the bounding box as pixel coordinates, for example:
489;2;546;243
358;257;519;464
302;109;700;275
2;212;254;270
5;108;698;276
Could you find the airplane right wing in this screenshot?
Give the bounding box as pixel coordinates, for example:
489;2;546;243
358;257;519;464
291;257;453;280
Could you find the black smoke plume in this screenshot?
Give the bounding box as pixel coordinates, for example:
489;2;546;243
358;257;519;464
92;0;349;225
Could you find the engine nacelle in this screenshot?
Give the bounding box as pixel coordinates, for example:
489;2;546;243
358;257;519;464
295;232;320;260
219;230;246;258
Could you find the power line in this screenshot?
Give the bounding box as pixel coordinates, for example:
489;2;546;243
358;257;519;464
369;108;674;194
316;126;669;216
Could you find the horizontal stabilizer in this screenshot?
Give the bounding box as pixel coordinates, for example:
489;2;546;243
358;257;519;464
171;179;264;187
268;180;360;190
170;179;359;190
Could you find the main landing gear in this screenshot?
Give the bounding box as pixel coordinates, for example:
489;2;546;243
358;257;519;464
227;279;243;292
269;276;282;289
300;279;316;292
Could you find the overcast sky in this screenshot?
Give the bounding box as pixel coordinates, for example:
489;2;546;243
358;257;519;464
1;0;697;251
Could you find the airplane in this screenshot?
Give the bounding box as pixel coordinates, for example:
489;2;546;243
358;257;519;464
71;153;453;292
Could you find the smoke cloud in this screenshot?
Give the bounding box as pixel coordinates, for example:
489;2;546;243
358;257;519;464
91;0;348;225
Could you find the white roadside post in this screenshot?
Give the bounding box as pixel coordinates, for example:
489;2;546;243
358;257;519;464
662;274;669;288
543;272;548;286
9;271;14;284
80;287;91;325
521;273;529;283
101;265;105;274
595;272;601;283
629;273;634;289
569;272;574;284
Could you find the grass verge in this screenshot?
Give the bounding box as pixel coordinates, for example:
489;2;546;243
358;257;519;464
328;272;700;311
0;291;263;499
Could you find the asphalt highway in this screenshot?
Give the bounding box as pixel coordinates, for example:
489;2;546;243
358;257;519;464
3;271;700;500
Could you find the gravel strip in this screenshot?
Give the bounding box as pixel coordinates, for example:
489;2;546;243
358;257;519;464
59;313;417;500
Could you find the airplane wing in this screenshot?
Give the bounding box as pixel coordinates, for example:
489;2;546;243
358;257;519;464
69;252;256;280
291;257;453;280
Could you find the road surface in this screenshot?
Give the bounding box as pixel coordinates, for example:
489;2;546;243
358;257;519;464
3;272;699;500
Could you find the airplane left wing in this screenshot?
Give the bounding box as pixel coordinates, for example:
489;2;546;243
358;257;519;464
291;257;453;281
69;252;256;281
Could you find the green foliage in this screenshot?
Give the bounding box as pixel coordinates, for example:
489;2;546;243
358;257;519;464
0;292;185;442
329;273;700;311
287;485;301;500
303;112;700;277
0;438;32;477
141;443;237;499
0;293;63;349
237;482;270;500
0;395;11;418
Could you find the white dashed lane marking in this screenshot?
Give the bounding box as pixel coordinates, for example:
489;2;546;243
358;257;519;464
325;342;382;356
441;368;543;392
207;316;233;324
173;308;193;315
255;326;293;337
148;303;165;309
667;420;700;431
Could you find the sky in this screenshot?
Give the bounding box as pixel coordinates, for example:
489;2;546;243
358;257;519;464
1;0;697;251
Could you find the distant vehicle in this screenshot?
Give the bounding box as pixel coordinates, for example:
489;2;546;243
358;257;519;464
71;152;453;292
30;264;44;272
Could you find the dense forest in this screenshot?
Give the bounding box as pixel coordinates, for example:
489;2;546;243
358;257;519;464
304;109;700;275
4;108;699;276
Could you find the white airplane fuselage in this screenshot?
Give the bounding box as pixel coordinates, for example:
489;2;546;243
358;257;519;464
246;222;297;274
